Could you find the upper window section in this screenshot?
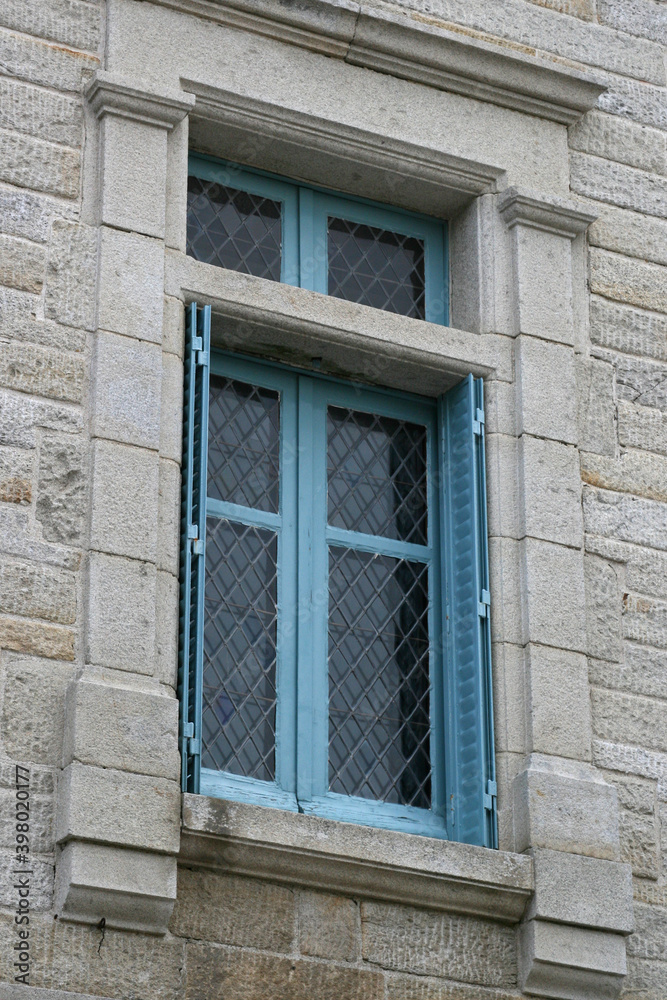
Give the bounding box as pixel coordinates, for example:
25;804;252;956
187;156;448;325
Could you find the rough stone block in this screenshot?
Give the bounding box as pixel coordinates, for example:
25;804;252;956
0;847;53;912
627;903;667;960
597;0;667;43
0;340;83;402
185;943;385;1000
516;337;577;444
159;351;183;464
528;847;633;932
625;956;667;997
45;221;97;330
590;297;667;365
619;809;660;879
583;486;667;551
91;331;162;450
360;901;515;985
0;770;55;854
171;868;294;950
0;77;82;146
64;676;179;779
0;445;32;504
576;356;617;457
590;249;667;314
0;286;85;353
0;232;44;293
527;644;592;760
2;654;74;765
155;568;178;688
55;840;177;935
568;110;666;175
525;0;596;19
513;755;620;859
570;153;666;220
0;28;99;93
519;435;583;546
0;185;57;244
298;890;359;962
0;0;102;51
585;554;624;662
384;974;521;999
588;206;667;268
623;592;667;649
0;911;185;999
36;431;86;544
99;115;169;238
157;458;180;574
56;763;180;854
86;552;156;673
608;351;667;410
511;225;574;344
519;919;627;1000
0;127;80;200
97;227;165;342
90;439;159;562
582;450;667;504
0;614;75;660
0;389;82;450
522;538;587;652
598;74;666;132
0;556;75;624
618;399;667;457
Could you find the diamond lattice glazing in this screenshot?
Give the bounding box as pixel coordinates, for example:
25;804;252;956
202;517;278;781
187;175;282;280
208;376;280;512
328;217;426;318
328;546;431;808
327;406;428;544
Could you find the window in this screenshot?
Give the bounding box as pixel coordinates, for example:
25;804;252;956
179;303;496;847
186;155;449;325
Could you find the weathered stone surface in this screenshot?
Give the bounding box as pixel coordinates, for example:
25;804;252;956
0;185;58;244
0;848;53;911
0;27;99;92
0;126;80;199
185;943;385;1000
0;506;80;571
155;568;178;688
171;868;294;950
0;911;185;999
516;336;578;444
589;643;667;701
609;774;656;815
385;976;522;1000
590;249;667;314
45;220;97;331
625;956;667;999
157;457;180;574
623;592;667;649
0;77;82;146
0;286;85;353
90;439;159;562
86;552;155;672
527;645;592;760
593;740;667;789
2;654;74;764
299;890;359;962
582;451;667;504
619;809;660;879
0;768;55;853
585;554;624;662
0;556;75;624
588;205;667;267
577;356;617;457
525;0;596;19
627;904;667;960
568;110;666;175
598;0;667;43
570;153;667;219
583;486;667;550
608;353;667;411
36;431;86;543
588;534;667;601
360;902;516;985
0;232;44;292
598;73;667;131
519;436;583;546
591;297;667;365
159;351;183;464
592;688;667;754
618;400;667;457
523;538;587;652
163;294;185;358
0;614;75;660
97;227;165;342
0;445;32;504
0;0;102;51
91;332;162;450
0;341;83;403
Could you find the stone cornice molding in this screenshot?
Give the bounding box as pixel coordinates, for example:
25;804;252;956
498;188;598;239
86;71;196;129
150;0;606;124
181;794;534;923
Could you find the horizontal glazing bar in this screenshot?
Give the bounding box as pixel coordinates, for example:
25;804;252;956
206;497;281;531
325;525;431;562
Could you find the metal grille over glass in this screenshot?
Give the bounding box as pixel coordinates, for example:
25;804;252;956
326;405;432;808
187;175;282;280
202;375;282;782
327;217;426;319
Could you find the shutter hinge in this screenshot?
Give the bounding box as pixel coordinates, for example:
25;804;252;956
477;589;491;617
182;723;200;757
188;737;201;757
191;336;209;368
188;524;203;556
484;779;497;812
473;407;485;436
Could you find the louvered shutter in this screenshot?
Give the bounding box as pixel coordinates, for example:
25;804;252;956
439;374;497;848
178;303;210;793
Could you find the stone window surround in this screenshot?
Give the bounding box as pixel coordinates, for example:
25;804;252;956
55;4;636;995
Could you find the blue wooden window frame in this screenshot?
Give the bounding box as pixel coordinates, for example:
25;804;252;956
180;305;496;847
188;154;449;326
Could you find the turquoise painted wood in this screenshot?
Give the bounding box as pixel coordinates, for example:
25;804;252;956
181;335;495;845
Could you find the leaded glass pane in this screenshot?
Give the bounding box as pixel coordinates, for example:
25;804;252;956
187;176;282;280
202;517;278;781
327;406;428;544
208;376;280;512
328;547;431;808
328;217;426;319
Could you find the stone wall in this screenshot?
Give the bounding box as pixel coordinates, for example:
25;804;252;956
0;0;665;997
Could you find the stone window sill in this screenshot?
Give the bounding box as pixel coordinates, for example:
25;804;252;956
180;794;534;923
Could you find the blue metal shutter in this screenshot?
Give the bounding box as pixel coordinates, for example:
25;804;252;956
439;375;497;848
178;303;210;793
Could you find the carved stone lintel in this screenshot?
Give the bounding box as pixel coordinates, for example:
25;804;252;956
86;70;195;129
498;187;598;238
